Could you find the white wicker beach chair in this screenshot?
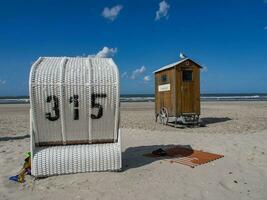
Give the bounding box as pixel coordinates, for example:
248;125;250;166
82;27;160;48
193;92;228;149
29;57;121;177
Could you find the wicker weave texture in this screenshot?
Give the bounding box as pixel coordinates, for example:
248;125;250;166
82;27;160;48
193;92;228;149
31;129;122;177
29;57;121;176
29;57;119;145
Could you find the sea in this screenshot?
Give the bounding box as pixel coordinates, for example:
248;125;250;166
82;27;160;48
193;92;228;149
0;93;267;104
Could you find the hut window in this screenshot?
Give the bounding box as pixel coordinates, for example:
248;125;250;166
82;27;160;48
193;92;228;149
182;70;192;81
161;74;168;83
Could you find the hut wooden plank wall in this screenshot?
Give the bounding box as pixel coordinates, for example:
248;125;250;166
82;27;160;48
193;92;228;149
154;58;201;124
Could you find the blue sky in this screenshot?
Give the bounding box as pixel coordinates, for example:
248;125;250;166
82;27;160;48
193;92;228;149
0;0;267;95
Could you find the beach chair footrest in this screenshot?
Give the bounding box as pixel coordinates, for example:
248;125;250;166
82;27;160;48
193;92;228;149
32;133;121;177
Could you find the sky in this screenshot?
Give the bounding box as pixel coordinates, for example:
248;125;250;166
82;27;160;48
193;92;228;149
0;0;267;95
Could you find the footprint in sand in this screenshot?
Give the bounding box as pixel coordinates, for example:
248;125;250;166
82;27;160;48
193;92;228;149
219;179;240;192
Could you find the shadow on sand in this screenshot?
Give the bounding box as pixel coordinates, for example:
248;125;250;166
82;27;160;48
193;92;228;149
122;144;193;171
0;134;30;142
201;117;231;125
158;117;231;128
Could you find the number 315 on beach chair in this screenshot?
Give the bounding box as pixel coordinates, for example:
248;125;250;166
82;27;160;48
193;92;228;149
29;57;121;177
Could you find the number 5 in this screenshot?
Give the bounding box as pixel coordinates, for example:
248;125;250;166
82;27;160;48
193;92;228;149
91;93;107;119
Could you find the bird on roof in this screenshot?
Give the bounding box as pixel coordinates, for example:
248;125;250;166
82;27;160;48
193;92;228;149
179;52;187;59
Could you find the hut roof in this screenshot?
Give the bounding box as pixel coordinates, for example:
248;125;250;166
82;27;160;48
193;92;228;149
153;58;202;73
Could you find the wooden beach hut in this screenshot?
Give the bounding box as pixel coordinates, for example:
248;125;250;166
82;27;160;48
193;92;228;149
154;57;202;126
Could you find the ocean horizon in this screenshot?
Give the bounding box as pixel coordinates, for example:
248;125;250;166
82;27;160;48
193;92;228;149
0;93;267;104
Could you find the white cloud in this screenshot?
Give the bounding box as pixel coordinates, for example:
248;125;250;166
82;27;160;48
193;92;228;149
264;26;267;30
102;5;123;21
201;66;208;73
155;1;170;21
144;75;151;81
0;80;6;85
121;72;128;78
131;66;146;79
87;54;95;58
89;46;117;58
264;0;267;4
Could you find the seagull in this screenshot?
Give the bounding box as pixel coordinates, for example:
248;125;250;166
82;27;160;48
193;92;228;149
179;52;187;59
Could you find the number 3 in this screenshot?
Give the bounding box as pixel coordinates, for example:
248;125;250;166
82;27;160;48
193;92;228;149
45;95;60;121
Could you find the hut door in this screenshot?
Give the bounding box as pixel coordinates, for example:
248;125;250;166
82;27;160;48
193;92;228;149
181;70;195;114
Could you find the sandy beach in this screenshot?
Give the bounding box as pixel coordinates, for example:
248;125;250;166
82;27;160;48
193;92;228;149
0;102;267;200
